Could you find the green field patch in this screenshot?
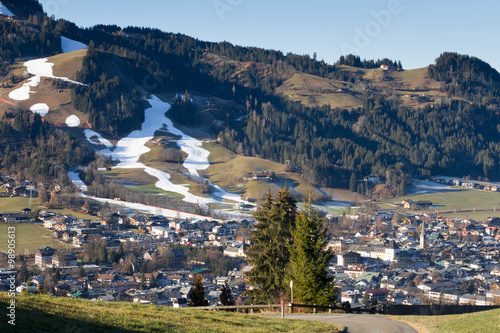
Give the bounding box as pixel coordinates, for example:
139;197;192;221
391;307;500;333
0;197;39;211
0;223;72;254
0;293;343;332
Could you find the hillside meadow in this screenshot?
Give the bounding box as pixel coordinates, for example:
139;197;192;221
0;293;343;333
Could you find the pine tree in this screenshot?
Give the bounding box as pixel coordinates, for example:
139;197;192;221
78;265;86;277
349;173;357;192
219;281;234;306
246;188;297;304
18;261;29;283
149;273;157;289
362;292;370;305
467;280;475;294
139;272;145;290
460;280;467;293
286;196;336;305
188;274;208;306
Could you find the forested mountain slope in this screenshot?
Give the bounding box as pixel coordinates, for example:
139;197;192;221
1;0;500;195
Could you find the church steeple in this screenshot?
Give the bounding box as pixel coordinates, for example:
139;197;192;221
420;221;425;249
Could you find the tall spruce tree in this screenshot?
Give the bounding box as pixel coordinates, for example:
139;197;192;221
219;281;234;306
286;197;336;305
246;188;297;303
188;274;208;306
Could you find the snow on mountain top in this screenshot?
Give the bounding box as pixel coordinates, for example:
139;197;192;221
61;36;87;53
0;2;14;17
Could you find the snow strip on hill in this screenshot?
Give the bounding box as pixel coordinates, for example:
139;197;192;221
9;58;84;102
68;171;88;192
0;2;14;17
84;129;114;150
406;179;460;195
61;36;87;53
82;95;243;206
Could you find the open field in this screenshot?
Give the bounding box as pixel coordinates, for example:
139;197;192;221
49;48;86;79
275;72;363;109
390;307;500;333
0;293;343;333
0;197;96;220
0;197;38;211
103;168;160;187
0;223;72;254
204;142;333;202
396;186;500;214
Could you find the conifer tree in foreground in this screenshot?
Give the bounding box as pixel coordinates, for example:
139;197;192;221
246;188;297;304
188;274;208;306
286;196;336;305
219;281;234;306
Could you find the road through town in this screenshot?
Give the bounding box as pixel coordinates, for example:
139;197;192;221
270;313;417;333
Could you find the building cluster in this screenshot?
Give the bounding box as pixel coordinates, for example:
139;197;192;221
331;211;500;306
4;198;500;308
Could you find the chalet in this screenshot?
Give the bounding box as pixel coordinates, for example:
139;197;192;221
97;274;117;283
143;250;157;262
170;220;191;232
365;288;389;302
401;200;432;210
337;251;361;266
212;225;227;235
366;175;381;183
52;253;77;267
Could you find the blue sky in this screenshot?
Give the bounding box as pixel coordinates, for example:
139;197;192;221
42;0;500;70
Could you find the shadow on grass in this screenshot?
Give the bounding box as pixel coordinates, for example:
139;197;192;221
0;300;179;333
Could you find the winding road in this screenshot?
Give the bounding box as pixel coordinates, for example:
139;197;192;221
271;313;417;333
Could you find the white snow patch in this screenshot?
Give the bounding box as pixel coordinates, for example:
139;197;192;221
407;179;459;195
0;2;14;17
84;129;114;150
8;58;84;101
68;171;88;192
30;103;49;116
8;76;40;101
65;115;80;127
61;36;87;53
85;195;216;220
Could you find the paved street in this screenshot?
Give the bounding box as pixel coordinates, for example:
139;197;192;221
270;313;417;333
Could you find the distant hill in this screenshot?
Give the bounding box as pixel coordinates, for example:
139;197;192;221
2;0;500;195
0;293;342;332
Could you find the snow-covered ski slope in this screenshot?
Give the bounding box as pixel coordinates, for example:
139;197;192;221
86;95;244;207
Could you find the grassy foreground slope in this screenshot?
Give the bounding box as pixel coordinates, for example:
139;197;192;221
0;293;342;333
391;308;500;333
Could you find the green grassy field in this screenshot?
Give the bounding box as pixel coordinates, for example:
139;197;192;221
0;197;37;212
390;307;500;333
203;142;329;202
0;197;95;220
0;293;343;333
0;223;72;254
393;187;500;218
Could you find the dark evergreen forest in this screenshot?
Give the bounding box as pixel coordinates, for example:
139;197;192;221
2;0;500;191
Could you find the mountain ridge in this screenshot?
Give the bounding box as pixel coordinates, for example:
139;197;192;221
1;0;500;201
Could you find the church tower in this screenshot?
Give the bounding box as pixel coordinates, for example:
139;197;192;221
420;221;425;249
